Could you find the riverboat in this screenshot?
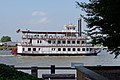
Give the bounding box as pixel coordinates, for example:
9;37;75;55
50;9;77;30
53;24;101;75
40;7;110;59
12;17;101;56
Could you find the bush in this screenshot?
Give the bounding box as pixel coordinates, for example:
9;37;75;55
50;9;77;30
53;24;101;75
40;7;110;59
0;64;43;80
0;46;16;50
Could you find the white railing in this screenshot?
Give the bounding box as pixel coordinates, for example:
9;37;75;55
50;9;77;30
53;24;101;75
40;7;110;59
20;43;92;47
22;35;87;39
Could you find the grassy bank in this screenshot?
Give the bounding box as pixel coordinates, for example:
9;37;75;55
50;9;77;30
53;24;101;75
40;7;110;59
0;64;43;80
0;46;16;50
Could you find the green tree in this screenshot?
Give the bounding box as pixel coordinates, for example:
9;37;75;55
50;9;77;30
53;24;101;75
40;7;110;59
76;0;120;58
1;36;11;42
0;64;43;80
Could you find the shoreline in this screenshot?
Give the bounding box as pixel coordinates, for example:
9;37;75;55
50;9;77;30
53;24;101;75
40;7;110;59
0;46;16;50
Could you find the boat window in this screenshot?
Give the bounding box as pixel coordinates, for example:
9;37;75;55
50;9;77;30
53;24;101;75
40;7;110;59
62;40;66;44
33;48;36;51
52;48;55;51
39;48;40;51
48;40;51;44
86;48;89;51
57;40;61;44
81;41;85;44
45;34;48;37
73;27;75;30
28;48;31;51
68;48;71;51
67;40;70;44
73;48;76;51
72;41;75;44
36;35;39;38
37;40;39;43
58;48;61;51
82;48;85;51
52;40;56;44
67;27;69;30
23;48;25;51
34;35;36;38
37;40;42;43
39;40;42;43
77;48;80;51
90;48;92;51
30;39;32;43
63;48;66;51
77;40;80;44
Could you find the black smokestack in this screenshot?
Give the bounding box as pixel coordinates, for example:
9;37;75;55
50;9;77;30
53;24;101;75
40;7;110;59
78;17;82;36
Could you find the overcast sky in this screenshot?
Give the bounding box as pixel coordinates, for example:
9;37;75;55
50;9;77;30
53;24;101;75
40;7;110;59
0;0;88;41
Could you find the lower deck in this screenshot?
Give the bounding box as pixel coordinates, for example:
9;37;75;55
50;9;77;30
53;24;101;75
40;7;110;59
16;46;100;56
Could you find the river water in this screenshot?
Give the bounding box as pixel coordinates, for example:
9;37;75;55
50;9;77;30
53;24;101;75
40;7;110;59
0;50;120;78
0;50;120;66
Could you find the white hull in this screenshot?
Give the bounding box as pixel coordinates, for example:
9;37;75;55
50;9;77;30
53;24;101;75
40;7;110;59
17;45;100;56
17;52;98;56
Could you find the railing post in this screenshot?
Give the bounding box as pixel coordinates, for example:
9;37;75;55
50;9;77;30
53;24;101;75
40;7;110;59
31;66;38;77
76;67;85;80
51;65;55;74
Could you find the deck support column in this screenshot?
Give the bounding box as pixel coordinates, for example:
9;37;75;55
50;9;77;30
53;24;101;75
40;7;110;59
51;65;55;74
31;66;38;77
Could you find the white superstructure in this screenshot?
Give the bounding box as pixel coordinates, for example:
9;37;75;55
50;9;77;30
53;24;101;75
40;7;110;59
16;18;100;56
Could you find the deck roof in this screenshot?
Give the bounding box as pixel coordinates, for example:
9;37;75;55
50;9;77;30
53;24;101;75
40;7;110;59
21;30;78;34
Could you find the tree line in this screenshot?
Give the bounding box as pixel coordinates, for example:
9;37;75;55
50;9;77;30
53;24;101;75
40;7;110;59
0;36;11;42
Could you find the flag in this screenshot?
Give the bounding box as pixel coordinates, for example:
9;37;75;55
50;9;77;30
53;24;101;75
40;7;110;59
16;29;20;33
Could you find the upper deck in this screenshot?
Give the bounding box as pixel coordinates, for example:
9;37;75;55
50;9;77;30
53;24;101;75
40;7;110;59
21;30;89;40
21;30;78;34
17;17;85;40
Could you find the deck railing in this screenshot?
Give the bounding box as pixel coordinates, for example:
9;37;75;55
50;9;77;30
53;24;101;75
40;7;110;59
9;65;111;80
22;35;87;39
10;65;76;79
20;43;92;47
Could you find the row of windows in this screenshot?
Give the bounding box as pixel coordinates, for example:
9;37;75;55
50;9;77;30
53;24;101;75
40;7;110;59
56;48;92;51
36;40;86;44
48;40;85;44
37;40;42;43
23;48;41;51
23;47;92;52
